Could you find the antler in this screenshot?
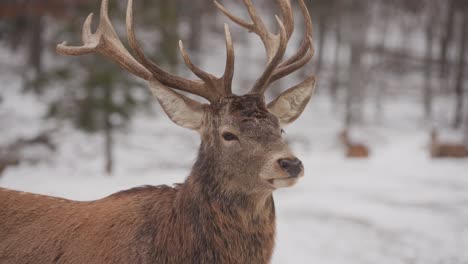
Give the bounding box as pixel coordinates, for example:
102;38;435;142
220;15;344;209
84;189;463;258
177;24;235;96
57;0;313;101
57;0;151;80
126;0;235;101
57;0;235;103
215;0;314;94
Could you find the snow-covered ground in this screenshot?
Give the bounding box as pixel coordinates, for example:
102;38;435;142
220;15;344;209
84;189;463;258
2;81;467;263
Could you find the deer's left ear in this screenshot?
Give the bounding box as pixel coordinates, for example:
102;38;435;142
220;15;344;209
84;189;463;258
267;75;316;125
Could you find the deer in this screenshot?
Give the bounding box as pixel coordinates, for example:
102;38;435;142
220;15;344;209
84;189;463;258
339;128;370;158
0;0;315;263
430;129;468;158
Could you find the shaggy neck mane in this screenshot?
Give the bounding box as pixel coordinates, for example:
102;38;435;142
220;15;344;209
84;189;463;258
179;145;275;220
157;145;277;263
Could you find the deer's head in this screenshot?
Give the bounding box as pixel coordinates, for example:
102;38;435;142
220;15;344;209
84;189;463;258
57;0;315;193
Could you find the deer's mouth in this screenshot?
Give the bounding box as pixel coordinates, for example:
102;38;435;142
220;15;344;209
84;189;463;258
265;174;303;189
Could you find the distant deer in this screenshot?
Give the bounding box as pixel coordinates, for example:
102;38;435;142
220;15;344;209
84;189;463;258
430;129;468;158
339;128;370;158
0;0;316;263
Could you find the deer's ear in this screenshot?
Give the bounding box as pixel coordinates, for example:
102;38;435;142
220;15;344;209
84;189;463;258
267;75;316;125
149;78;205;131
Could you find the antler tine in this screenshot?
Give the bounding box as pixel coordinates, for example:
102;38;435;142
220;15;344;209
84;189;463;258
57;0;152;81
177;24;235;96
251;16;288;94
216;0;315;95
215;0;277;60
278;37;309;68
280;0;313;68
213;1;255;32
277;0;294;40
270;36;314;83
223;24;235;94
126;0;221;102
178;41;218;89
268;0;314;84
216;0;303;95
242;0;273;51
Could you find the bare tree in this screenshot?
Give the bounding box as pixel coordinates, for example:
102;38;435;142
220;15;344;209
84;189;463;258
156;0;179;71
454;8;467;128
26;15;44;93
311;0;336;74
423;1;436;119
439;0;456;89
342;0;369;127
185;0;204;64
329;0;342;101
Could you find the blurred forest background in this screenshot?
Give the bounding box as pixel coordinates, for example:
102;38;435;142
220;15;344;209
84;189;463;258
0;0;467;174
1;1;468;263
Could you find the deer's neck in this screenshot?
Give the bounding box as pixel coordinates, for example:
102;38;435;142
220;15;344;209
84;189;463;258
183;147;275;220
179;175;275;224
173;180;276;263
169;153;276;263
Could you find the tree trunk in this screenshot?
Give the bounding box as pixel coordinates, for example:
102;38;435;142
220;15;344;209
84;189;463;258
9;16;28;51
344;1;368;126
423;16;434;120
464;112;468;147
104;124;113;175
374;3;390;123
104;86;114;175
159;0;179;72
187;0;203;64
27;15;44;93
316;15;328;74
453;12;467;128
330;15;342;101
346;42;364;127
439;0;456;88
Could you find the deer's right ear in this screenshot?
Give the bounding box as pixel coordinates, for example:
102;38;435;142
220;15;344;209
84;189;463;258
149;78;205;131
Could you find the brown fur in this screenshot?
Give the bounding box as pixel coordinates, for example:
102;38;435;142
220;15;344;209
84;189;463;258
430;130;468;158
345;145;369;158
0;95;289;264
339;129;370;158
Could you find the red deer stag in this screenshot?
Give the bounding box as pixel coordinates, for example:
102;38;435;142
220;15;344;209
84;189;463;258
0;0;315;263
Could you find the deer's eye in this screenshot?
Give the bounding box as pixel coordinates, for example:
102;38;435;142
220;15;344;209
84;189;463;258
281;129;285;134
222;132;238;141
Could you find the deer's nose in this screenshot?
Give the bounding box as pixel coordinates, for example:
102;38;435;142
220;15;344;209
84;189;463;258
278;158;303;177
